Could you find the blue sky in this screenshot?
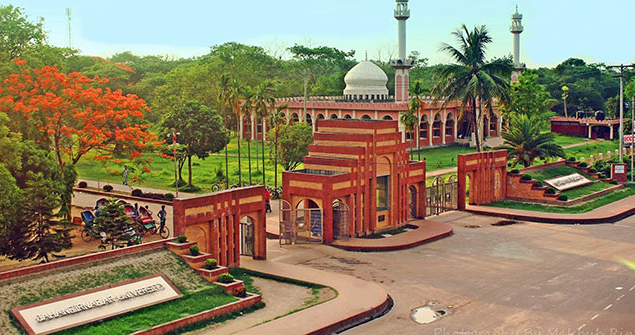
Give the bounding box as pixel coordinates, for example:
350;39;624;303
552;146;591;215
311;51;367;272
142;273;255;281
7;0;635;68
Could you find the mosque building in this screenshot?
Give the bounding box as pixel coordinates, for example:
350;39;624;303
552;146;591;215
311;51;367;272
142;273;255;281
238;1;530;150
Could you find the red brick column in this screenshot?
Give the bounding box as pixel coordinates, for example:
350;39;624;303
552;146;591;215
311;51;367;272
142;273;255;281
457;154;466;210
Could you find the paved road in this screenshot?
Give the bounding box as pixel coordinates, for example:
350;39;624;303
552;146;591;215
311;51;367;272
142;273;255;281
266;212;635;334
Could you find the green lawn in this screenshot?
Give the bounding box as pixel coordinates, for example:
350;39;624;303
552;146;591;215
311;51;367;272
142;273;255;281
411;144;476;172
552;133;589;147
563;140;620;161
523;164;612;200
488;185;635;214
76;136;291;193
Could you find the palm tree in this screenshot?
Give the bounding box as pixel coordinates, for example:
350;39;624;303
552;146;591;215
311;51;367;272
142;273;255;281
498;115;565;168
432;24;512;152
253;80;275;186
217;74;232;189
240;85;254;185
409;80;429;161
400;104;417;149
269;104;288;189
228;78;243;186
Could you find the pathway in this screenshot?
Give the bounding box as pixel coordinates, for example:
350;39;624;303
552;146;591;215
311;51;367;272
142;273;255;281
235;257;391;335
77;179;198;199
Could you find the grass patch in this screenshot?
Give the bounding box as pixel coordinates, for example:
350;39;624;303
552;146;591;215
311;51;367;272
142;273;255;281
55;287;236;335
564;140;620;161
75;135;292;193
552;133;589;147
488;185;635;214
411;144;475;172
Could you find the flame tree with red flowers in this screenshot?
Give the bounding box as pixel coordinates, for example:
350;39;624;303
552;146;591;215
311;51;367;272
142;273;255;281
0;59;159;215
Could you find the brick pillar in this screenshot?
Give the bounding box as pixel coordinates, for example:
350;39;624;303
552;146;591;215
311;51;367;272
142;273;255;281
457;155;466;210
172;199;185;236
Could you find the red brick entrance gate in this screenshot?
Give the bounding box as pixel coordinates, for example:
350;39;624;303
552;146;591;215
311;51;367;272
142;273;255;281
457;150;508;210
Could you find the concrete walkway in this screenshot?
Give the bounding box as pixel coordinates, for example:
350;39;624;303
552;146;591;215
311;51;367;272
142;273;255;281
236;258;391;335
77;179;198;199
331;219;453;252
466;194;635;224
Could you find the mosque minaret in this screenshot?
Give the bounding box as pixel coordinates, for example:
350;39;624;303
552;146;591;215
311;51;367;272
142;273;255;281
390;0;414;103
510;5;525;82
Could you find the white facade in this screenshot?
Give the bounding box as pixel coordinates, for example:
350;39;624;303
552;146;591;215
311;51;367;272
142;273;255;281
343;60;389;101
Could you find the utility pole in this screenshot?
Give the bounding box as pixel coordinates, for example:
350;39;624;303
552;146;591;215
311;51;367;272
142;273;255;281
66;8;72;49
607;64;635;162
168;130;180;198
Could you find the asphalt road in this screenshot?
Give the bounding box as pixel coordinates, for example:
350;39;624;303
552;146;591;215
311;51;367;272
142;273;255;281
266;211;635;335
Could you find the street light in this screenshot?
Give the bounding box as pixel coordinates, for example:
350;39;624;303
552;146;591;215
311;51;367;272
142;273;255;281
562;86;569;118
167;130;180;198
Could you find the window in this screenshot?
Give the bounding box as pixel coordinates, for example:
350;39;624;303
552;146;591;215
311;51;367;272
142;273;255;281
376;175;389;211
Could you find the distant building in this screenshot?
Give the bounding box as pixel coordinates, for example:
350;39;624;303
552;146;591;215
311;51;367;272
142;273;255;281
241;0;502;149
550;114;619;140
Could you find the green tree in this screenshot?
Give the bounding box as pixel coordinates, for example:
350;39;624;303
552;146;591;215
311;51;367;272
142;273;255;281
0;5;45;62
217;74;233;188
409;80;429;160
400;105;417;153
92;199;137;250
502;72;556;128
268;104;288;188
272;123;313;171
160;101;228;187
498;115;565;168
432;24;512;152
241;85;255;184
253;80;275;185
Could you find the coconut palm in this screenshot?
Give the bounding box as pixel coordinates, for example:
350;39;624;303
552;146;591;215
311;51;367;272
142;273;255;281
217;74;233;189
432;24;512;152
227;78;243;186
400;103;418;148
409;80;429;161
240;85;254;185
253;80;275;186
498;115;565;168
269;104;288;189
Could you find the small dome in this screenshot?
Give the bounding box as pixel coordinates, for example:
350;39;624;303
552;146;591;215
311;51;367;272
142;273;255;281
343;61;389;101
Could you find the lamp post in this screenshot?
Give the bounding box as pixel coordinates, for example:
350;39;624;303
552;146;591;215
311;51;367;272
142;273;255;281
168;130;180;198
562;86;569;118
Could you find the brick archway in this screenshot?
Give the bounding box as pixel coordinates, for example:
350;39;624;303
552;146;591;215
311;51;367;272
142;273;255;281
457;150;508;210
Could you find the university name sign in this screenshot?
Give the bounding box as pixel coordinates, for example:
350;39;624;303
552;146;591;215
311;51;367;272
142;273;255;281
544;173;592;191
11;274;181;335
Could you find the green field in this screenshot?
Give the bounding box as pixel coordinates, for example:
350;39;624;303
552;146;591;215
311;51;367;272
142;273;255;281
563;140;620;161
523;165;612;200
487;185;635;214
411;144;476;172
76;136;290;193
552;133;589;147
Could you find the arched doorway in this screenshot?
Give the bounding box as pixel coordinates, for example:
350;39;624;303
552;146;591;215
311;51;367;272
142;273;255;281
344;114;352;119
239;216;254;256
290;113;299;123
432;113;442;139
408;185;417;219
332;200;350;240
419;115;429;141
361;114;372;120
306;113;313;126
382;115;393;121
446;113;454;140
330;114;339;119
295;199;322;243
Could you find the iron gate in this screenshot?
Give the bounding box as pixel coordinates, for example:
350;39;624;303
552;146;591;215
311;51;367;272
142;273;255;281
239;216;254;256
333;201;350;240
426;175;458;216
279;200;323;245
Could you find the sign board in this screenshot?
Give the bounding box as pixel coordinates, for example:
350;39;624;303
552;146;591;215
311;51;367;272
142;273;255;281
624;135;635;147
544;173;592;191
612;163;627;183
11;274;181;335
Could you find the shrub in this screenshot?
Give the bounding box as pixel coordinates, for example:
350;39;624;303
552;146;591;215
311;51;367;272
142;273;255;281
557;194;568;201
588;168;597;173
610;180;619;185
103;185;114;192
205;258;218;270
179;184;202;193
218;273;234;284
131;189;143;197
600;173;608;179
520;174;532;181
177;235;187;243
578;162;588;168
510;169;520;174
189;245;200;256
78;181;88;188
545;187;557;195
532;181;544;188
567;156;576;162
164;193;175;201
235;286;247;298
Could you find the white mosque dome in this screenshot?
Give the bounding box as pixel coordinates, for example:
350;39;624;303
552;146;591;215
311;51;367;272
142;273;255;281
343;60;389;101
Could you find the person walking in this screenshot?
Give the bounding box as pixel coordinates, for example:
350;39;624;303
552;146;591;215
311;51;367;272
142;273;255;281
122;165;129;185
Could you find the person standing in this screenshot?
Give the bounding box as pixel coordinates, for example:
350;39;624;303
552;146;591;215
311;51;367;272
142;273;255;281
122;165;129;185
